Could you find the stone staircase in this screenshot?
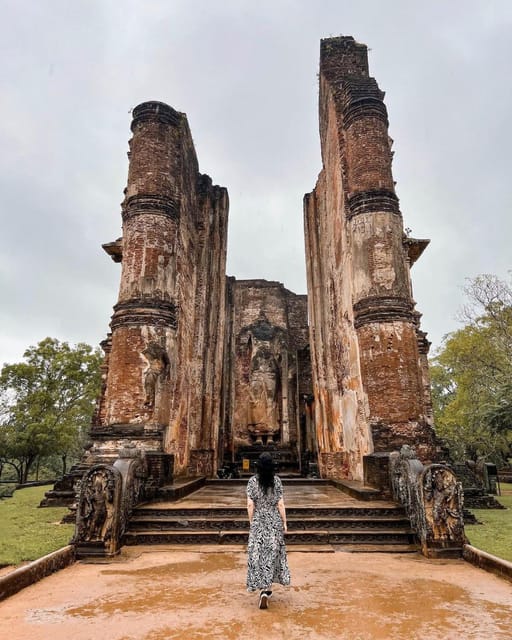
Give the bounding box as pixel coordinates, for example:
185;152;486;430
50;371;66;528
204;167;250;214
124;479;418;552
451;463;504;510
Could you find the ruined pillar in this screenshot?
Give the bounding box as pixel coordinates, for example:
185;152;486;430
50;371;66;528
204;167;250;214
95;102;179;459
92;101;229;478
305;37;439;482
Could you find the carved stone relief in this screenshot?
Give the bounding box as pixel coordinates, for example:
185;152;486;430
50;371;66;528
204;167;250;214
422;466;464;543
390;447;465;557
74;465;122;549
248;346;280;444
142;341;170;408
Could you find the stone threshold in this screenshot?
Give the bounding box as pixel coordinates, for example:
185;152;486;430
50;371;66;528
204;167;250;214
206;477;330;486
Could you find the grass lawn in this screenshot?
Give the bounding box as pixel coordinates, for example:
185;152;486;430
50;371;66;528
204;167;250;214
0;485;74;567
465;483;512;563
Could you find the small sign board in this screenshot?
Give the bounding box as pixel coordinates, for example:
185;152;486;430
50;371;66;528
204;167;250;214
242;458;250;472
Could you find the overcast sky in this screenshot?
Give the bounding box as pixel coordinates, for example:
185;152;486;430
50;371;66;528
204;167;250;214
1;0;511;366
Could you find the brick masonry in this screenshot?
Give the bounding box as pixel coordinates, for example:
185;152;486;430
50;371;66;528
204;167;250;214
93;101;229;477
304;37;440;481
90;103;311;480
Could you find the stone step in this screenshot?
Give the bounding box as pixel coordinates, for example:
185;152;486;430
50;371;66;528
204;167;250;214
128;514;411;531
206;477;329;486
124;528;415;546
332;543;420;553
133;505;406;518
332;479;382;501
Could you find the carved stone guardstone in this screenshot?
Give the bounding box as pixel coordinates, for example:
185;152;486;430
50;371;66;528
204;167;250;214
390;446;465;558
73;443;149;558
73;465;123;558
421;465;464;552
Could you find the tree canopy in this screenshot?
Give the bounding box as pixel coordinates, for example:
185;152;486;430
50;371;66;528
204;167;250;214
0;338;102;483
430;274;512;463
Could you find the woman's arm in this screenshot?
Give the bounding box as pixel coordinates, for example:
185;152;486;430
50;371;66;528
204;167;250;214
247;497;254;524
277;497;288;533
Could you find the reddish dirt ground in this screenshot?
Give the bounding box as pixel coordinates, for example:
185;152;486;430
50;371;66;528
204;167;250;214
1;546;511;640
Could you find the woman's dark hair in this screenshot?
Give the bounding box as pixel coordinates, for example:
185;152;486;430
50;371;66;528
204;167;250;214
256;452;275;493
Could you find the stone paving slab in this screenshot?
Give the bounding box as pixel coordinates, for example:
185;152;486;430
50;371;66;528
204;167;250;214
1;545;511;640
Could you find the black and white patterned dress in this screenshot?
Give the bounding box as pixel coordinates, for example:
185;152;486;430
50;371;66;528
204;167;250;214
246;474;291;592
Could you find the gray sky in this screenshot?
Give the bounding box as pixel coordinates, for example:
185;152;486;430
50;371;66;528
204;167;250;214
1;0;511;366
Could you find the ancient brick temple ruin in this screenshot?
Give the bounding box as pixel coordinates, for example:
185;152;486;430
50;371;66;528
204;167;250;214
51;36;442;502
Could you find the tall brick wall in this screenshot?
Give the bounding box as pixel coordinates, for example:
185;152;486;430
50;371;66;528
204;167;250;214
92;101;228;478
304;37;439;481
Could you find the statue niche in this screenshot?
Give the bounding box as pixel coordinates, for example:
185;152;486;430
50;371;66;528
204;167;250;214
142;341;170;408
248;346;281;445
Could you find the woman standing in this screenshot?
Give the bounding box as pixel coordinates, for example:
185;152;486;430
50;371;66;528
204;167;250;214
246;452;291;609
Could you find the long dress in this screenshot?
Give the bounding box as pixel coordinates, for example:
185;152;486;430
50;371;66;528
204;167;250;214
246;474;291;592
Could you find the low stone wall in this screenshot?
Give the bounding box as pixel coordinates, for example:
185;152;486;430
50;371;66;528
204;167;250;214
463;544;512;583
0;545;75;602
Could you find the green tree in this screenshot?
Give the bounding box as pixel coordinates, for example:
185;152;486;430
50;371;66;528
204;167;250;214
430;274;512;463
0;338;102;483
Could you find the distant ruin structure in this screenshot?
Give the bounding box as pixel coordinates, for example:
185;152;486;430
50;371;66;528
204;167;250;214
304;37;439;482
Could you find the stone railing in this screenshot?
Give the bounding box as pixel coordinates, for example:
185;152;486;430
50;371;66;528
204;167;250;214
389;446;465;558
72;443;148;557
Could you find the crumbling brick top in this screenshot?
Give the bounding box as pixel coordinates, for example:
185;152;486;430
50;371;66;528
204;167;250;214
131;101;183;130
320;36;369;79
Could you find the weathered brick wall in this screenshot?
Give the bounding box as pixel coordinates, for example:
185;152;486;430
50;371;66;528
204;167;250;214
305;37;438;482
93;101;228;478
182;176;229;475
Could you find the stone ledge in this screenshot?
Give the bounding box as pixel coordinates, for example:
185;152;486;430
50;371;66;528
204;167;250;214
353;295;415;328
156;476;206;501
331;478;382;501
0;545;75;602
206;478;329;487
463;544;512;583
